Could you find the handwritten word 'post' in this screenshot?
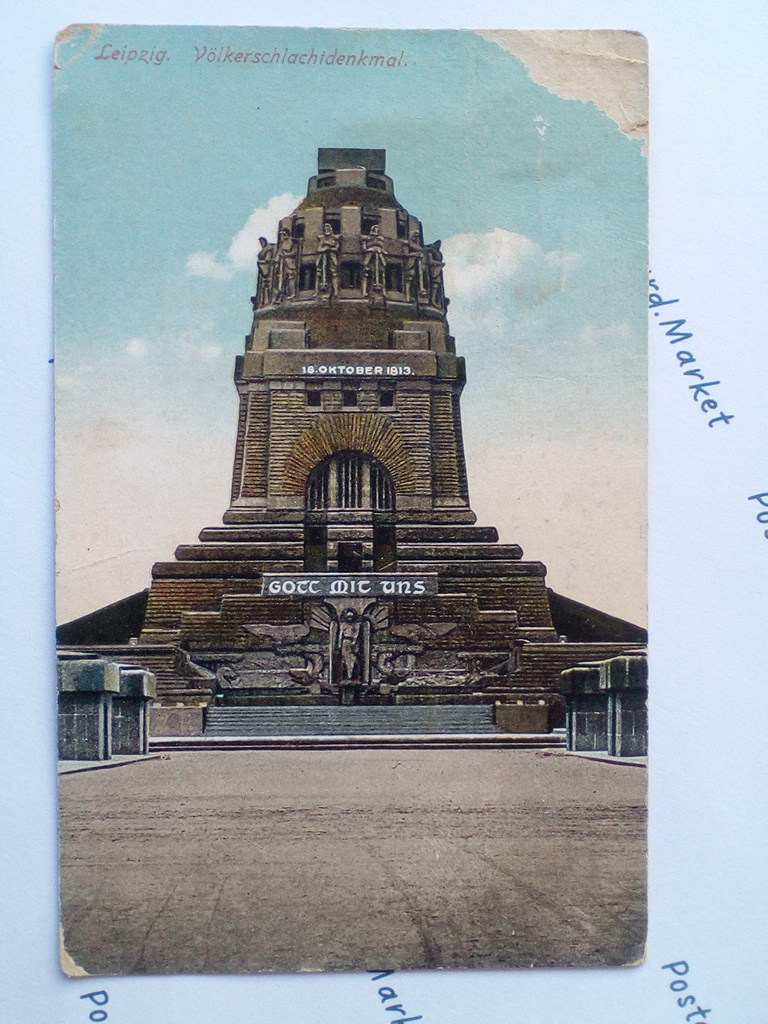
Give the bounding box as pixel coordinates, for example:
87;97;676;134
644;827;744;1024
661;961;713;1022
79;991;110;1023
748;492;768;540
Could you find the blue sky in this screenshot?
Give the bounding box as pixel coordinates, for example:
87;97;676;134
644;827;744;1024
54;26;647;623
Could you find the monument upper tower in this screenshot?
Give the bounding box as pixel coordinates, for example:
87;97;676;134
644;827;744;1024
252;147;448;338
228;148;472;534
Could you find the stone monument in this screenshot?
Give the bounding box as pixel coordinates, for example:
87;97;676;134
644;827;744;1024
59;149;645;725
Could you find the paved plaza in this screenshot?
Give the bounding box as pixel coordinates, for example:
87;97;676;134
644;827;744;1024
59;748;646;975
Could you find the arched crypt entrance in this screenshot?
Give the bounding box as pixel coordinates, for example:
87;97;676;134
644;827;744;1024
304;450;397;573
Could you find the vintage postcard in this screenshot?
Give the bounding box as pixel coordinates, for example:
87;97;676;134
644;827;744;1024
54;26;648;975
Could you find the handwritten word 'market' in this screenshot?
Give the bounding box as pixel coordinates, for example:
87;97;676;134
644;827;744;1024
649;276;734;428
368;971;423;1024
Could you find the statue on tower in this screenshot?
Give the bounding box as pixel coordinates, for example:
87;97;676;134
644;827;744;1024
315;223;341;297
426;240;446;309
362;223;387;297
275;226;298;301
256;236;276;307
404;226;428;301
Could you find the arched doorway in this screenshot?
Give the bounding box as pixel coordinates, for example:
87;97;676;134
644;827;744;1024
307;451;395;512
303;451;397;572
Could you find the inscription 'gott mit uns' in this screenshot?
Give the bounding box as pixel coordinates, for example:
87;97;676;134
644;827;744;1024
261;573;437;597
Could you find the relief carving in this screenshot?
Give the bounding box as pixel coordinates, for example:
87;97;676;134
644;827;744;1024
243;623;311;646
375;650;416;687
310;597;391;702
388;621;456;641
338;608;363;683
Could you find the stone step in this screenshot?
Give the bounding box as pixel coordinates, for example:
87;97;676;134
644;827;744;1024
174;542;305;561
397;543;523;561
204;703;498;736
151;733;565;751
396;526;500;543
399;561;544;578
157;689;211;698
199;526;306;543
155;554;539;580
151;560;303;578
175;541;522;562
197;525;504;544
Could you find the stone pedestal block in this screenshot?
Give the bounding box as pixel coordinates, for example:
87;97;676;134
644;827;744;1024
561;664;608;751
603;656;648;757
57;659;120;760
112;666;157;755
567;692;610;751
563;654;647;756
607;689;648;757
149;706;204;736
494;703;549;733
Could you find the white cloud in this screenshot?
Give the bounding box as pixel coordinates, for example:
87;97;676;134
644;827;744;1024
186;192;303;280
228;193;301;270
198;345;222;360
186;251;233;280
178;322;215;346
443;228;580;308
440;228;586;362
126;337;148;356
443;229;537;298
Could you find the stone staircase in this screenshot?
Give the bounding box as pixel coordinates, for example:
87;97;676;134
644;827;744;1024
150;704;566;750
205;703;497;736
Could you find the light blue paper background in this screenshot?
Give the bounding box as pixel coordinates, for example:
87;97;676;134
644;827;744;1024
2;2;768;1022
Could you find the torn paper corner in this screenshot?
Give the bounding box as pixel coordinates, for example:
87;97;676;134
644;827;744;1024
54;25;104;72
477;30;649;146
60;925;90;977
626;937;649;968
